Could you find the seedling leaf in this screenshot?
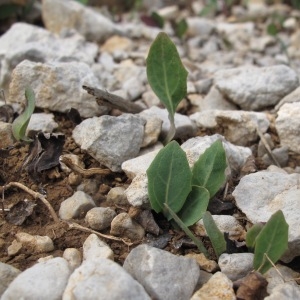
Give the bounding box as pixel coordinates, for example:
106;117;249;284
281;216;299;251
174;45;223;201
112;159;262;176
192;140;227;198
203;211;226;258
147;141;192;220
253;210;288;274
246;223;264;250
146;32;188;119
175;19;188;39
178;186;210;227
12;86;35;142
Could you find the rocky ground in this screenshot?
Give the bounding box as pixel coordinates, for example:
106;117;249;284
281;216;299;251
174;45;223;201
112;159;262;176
1;0;300;299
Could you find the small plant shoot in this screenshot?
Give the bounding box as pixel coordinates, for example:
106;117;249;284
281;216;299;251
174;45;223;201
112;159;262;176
147;139;227;257
250;210;289;274
12;86;35;142
146;32;188;144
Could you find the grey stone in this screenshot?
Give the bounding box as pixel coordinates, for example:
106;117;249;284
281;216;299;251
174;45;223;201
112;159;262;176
262;146;289;167
258;133;275;157
0;122;14;148
214;65;299;110
275;102;300;153
8;60;106;118
42;0;121;42
0;263;21;297
59;191;96;220
72;114;145;172
110;213;145;241
265;283;300;300
0;22;98;89
63;258;150;300
139;106;196;141
218;253;254;281
233;170;300;262
197;86;237;111
26;113;58;135
2;257;71;300
123;244;200;300
63;248;81;271
106;187;129;206
83;234;114;261
194;78;213;94
85;207;116;231
265;265;300;295
191;272;235;300
186;17;215;38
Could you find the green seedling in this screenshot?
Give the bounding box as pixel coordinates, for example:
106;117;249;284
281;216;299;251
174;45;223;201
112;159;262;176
246;210;289;274
146;32;188;144
147;139;227;257
12;86;35;142
146;32;227;258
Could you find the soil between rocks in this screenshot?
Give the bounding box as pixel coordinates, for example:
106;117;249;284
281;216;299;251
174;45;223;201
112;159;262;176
1;106;300;273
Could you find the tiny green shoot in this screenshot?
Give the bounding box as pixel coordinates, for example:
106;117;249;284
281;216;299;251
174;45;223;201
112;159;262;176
246;210;289;274
12;86;35;142
146;32;188;144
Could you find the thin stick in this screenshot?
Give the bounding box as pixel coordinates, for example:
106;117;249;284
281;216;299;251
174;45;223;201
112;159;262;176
0;182;59;223
66;221;133;246
256;126;281;167
60;156;112;177
83;85;144;113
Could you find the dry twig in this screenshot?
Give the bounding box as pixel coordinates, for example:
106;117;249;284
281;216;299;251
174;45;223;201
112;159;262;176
60;156;112;177
66;221;134;246
0;181;59;223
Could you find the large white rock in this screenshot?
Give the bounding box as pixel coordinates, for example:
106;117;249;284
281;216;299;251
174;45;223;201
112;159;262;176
275;86;300;111
233;170;300;262
275;102;300;153
63;258;150;300
0;22;98;89
214;65;299;110
181;134;252;174
123;244;200;300
8;60;106;118
190;110;269;146
2;257;71;300
42;0;121;42
0;263;21;297
72;114;145;172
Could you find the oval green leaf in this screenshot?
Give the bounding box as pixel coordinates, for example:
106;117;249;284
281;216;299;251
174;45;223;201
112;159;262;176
12;86;35;142
253;210;289;274
203;211;226;258
192;140;227;198
246;223;264;250
146;32;188;118
146;140;192;220
178;186;209;227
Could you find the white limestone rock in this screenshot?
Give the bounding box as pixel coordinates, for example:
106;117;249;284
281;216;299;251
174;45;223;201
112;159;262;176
8;60;107;118
63;258;150;300
42;0;121;42
233;170;300;262
2;257;71;300
275;102;300;153
214;65;299;110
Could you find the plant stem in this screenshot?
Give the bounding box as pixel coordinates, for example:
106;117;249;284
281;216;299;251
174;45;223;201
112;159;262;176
164;203;209;258
163;115;176;145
